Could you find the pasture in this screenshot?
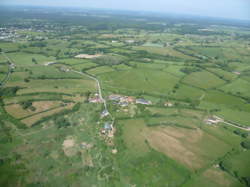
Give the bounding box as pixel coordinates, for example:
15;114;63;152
182;71;226;89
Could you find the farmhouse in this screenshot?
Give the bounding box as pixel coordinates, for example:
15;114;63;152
136;98;152;105
125;39;135;43
89;96;102;103
164;102;173;107
108;94;122;101
204;116;223;125
104;122;113;131
108;94;135;106
101;109;109;118
44;61;57;66
119;102;128;107
120;96;135;103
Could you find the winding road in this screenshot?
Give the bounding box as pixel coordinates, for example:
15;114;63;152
71;69;114;122
0;52;14;88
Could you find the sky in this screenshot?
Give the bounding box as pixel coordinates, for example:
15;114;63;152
1;0;250;20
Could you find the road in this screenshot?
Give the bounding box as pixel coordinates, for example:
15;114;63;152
214;115;250;131
71;70;114;122
222;121;250;131
0;52;14;88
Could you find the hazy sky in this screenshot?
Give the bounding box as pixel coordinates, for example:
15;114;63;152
1;0;250;20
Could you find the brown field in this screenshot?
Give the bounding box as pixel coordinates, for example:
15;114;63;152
122;119;231;171
5;101;63;119
144;126;230;170
21;103;75;127
145;126;204;170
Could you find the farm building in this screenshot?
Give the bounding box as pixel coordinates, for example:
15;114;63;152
136;98;152;105
164;102;174;107
104;122;113;131
101;109;109;118
108;94;122;101
44;61;57;66
204;116;223;125
119;102;129;107
89;96;103;103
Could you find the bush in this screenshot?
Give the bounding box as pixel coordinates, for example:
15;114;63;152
0;87;19;97
55;117;71;128
20;101;32;110
241;140;250;149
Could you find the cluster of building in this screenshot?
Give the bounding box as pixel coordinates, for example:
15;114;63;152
0;27;19;41
108;94;152;106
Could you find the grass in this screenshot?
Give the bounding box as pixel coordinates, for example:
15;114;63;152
201;90;250;112
118;119;191;186
119;116;234;172
184;167;244;187
223;150;250;178
216;108;250;127
163;64;186;77
171;84;205;101
7;52;56;66
182;71;226;89
100;68;180;95
28;66;83;79
5;101;64;119
220;78;250;98
86;66;114;75
0;42;20;52
133;46;195;60
206;68;237;81
5;79;96;95
21;103;75;126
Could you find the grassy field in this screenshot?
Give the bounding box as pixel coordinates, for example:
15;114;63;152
100;68;180;95
182;71;226;89
220;78;250;98
7;52;56;66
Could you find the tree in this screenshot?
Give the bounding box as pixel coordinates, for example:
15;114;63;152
32;58;37;64
241;140;250;149
20;101;32;110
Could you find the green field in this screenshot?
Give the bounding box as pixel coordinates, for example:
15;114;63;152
182;71;226;89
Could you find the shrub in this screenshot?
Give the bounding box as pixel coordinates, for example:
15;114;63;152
241;140;250;149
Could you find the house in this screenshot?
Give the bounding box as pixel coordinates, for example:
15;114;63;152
136;98;152;105
60;67;69;72
108;94;122;101
101;109;109;118
44;61;56;66
125;40;135;43
120;96;134;103
204;116;223;125
89;97;103;103
119;102;128;107
164;102;173;107
104;122;113;131
127;96;135;103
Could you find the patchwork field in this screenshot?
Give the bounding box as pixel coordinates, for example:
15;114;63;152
182;71;226;89
1;8;250;187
